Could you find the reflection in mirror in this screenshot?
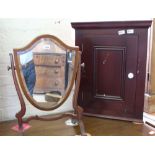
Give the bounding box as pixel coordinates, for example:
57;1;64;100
17;38;75;104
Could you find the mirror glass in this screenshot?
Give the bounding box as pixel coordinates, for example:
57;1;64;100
16;38;76;104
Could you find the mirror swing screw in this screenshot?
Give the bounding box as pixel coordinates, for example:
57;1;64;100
7;65;15;71
7;65;11;71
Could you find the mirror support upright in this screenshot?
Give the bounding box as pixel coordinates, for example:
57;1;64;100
8;53;26;130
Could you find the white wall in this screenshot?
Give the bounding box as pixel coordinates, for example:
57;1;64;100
0;19;75;121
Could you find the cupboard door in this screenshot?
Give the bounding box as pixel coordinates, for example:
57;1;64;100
78;31;147;120
72;21;151;121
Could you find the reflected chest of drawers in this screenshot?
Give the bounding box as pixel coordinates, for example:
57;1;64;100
33;52;66;95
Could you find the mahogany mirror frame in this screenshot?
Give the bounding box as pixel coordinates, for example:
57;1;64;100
8;34;87;135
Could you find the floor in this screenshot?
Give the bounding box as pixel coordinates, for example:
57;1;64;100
0;116;155;136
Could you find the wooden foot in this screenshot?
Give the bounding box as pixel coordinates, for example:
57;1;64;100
11;123;31;132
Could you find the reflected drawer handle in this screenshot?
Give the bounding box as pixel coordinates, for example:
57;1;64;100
54;69;59;73
55;59;59;64
55;81;59;85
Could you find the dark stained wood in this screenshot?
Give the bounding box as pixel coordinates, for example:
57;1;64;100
71;21;152;29
72;21;152;121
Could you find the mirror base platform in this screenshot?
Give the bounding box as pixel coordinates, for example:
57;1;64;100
11;123;31;132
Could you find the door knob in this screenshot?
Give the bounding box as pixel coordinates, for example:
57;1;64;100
81;63;85;68
81;62;85;73
128;73;134;79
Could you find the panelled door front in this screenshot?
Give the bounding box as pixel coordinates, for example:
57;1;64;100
78;31;144;120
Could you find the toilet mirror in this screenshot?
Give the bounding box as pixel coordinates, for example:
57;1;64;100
13;35;80;110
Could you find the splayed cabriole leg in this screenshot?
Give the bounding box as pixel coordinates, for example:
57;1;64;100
72;52;88;136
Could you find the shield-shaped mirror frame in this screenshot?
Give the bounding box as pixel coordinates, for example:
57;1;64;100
13;34;80;111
